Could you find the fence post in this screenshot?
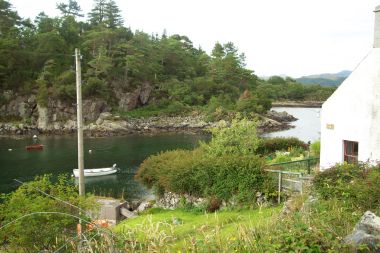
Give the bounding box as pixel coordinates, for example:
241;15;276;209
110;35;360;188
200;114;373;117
307;158;311;174
278;171;282;204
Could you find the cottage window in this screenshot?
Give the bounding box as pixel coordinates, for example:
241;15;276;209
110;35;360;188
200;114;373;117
343;140;358;163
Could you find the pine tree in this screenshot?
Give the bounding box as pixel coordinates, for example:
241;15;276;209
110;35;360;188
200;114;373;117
88;0;107;26
104;0;123;28
56;0;84;17
0;0;21;35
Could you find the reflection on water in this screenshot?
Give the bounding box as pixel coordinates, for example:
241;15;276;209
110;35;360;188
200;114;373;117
0;133;208;200
263;107;321;142
74;174;118;184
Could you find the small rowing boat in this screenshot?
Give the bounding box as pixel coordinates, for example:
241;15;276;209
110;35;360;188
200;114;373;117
73;164;118;177
26;144;44;151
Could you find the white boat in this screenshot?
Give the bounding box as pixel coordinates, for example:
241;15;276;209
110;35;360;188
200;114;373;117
73;164;118;177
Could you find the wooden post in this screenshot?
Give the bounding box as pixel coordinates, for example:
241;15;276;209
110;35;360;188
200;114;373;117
278;171;282;204
75;48;85;196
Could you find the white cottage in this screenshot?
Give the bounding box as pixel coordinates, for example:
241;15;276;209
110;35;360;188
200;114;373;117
320;6;380;170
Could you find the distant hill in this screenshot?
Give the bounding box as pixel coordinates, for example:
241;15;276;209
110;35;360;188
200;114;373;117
296;70;351;86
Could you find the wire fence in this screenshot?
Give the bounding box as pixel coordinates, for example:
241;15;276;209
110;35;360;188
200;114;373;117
269;157;320;174
266;158;319;203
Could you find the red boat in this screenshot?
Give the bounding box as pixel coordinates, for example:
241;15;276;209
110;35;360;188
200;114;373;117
26;144;44;151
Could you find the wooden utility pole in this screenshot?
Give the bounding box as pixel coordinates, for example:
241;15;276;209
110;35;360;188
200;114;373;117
75;48;85;196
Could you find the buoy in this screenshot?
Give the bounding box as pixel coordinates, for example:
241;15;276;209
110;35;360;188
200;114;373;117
89;149;92;154
8;149;12;151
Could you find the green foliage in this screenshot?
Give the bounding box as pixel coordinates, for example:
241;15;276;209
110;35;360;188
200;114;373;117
84;76;108;98
310;139;321;157
0;174;96;251
36;78;48;107
136;120;276;203
136;148;275;204
53;70;76;101
202;118;259;157
272;151;292;163
268;75;286;85
257;137;307;155
314;163;380;211
0;0;334;118
235;90;272;115
204;95;234;121
113;207;280;252
57;0;83;17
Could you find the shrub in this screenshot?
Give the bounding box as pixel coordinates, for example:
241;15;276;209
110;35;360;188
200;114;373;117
136;149;204;196
257;137;307;155
36;78;48;107
136;148;276;204
314;163;380;212
310;140;320;157
53;70;76;101
272;151;292;163
0;174;96;251
201;118;260;157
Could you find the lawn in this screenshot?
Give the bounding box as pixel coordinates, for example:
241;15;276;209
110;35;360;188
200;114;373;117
114;206;281;252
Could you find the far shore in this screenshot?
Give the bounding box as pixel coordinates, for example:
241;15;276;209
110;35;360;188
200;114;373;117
272;101;323;108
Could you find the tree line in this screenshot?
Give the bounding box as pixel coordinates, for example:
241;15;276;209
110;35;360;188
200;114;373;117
0;0;335;118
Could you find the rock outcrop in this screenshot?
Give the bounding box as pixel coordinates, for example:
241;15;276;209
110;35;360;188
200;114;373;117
117;82;153;111
267;110;298;122
0;90;296;136
344;211;380;252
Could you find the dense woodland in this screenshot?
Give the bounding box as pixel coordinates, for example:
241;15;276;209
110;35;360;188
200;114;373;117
0;0;335;118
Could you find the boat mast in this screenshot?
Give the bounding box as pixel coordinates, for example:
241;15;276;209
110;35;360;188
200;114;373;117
75;48;85;196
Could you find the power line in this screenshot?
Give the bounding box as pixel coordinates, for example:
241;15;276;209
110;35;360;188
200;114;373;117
14;179;86;213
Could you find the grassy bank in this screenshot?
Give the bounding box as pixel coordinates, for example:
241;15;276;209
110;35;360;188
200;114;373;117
114;207;281;252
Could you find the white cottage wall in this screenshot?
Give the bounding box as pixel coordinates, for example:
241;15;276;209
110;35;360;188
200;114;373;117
320;49;380;169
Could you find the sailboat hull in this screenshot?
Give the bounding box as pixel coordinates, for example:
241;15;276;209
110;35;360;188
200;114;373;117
73;166;118;177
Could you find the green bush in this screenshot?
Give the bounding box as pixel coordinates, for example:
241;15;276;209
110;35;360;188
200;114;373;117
135;149;202;196
310;140;320;157
272;151;292;163
136;118;276;205
53;70;76;101
83;76;109;98
257;137;307;155
0;174;96;251
202;118;260;157
36;78;48;107
314;163;380;212
204;95;234;121
136;148;276;204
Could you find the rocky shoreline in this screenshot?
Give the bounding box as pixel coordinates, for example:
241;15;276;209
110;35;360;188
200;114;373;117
272;100;323;108
0;110;297;137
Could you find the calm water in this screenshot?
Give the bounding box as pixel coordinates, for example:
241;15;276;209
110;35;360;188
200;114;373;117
0;107;320;199
0;134;208;200
263;107;321;142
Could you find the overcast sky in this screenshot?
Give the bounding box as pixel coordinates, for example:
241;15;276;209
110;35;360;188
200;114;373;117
8;0;380;78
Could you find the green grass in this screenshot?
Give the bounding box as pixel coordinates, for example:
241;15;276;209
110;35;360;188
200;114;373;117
114;207;281;252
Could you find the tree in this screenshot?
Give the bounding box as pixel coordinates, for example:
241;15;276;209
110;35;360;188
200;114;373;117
104;0;123;28
268;75;286;85
57;0;84;17
0;0;20;35
88;0;107;26
34;12;61;33
201;118;259;157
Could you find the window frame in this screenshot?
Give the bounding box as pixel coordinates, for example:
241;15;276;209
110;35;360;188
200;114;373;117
343;140;359;163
